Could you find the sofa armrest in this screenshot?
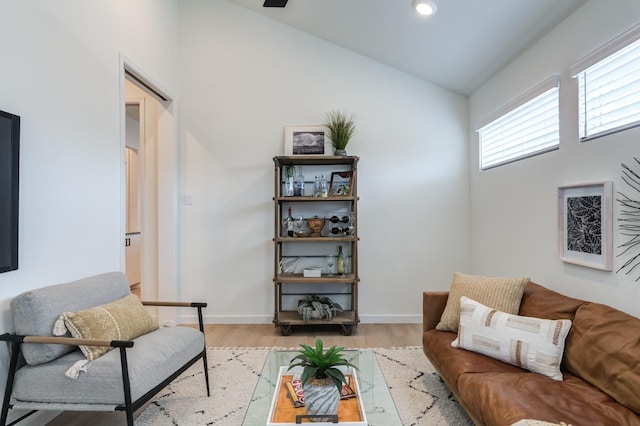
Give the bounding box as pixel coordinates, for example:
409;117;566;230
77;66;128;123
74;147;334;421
423;291;449;333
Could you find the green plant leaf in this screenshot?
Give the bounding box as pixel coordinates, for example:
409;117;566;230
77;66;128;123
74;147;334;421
324;110;356;150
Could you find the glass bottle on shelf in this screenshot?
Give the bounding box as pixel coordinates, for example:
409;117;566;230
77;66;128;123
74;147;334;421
348;212;356;236
320;174;329;197
336;245;345;275
295;167;305;196
314;175;320;197
287;207;294;237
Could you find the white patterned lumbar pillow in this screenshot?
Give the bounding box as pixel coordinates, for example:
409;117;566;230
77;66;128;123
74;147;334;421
452;296;572;380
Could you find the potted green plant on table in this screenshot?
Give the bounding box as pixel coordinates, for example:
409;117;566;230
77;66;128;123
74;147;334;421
297;295;343;321
324;110;356;156
288;339;358;421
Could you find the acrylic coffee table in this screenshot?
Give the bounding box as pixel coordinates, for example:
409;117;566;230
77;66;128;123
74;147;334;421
242;349;402;425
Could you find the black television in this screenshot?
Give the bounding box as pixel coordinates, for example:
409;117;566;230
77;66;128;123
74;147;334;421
0;110;20;273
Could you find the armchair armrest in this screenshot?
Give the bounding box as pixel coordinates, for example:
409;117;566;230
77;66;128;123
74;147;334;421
141;301;208;334
423;291;449;333
0;333;134;348
141;301;207;308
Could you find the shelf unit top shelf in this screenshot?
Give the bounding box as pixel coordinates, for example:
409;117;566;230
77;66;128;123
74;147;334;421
274;155;359;167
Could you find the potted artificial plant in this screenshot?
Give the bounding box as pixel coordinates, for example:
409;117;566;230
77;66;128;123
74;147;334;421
288;339;357;421
324;110;356;156
297;295;343;321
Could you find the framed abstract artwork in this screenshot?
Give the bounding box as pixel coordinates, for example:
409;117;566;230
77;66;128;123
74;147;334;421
557;181;613;271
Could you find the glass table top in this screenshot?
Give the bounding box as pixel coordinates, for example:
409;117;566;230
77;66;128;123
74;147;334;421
242;349;402;425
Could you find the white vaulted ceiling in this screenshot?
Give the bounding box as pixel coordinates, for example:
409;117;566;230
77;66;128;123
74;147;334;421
228;0;587;95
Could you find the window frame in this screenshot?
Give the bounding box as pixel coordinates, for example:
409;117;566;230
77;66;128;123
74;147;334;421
477;76;560;170
571;23;640;142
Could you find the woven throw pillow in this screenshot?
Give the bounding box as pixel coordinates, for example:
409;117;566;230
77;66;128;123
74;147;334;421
435;272;529;332
58;294;158;361
452;296;572;380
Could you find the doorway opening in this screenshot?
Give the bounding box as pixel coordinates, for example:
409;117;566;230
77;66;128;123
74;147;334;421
120;57;178;321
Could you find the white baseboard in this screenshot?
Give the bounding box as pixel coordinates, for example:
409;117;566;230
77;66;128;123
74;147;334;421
358;314;422;323
177;314;422;324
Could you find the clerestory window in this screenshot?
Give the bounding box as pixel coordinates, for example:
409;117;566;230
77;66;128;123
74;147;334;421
478;76;560;170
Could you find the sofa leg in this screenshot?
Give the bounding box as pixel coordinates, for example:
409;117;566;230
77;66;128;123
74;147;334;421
1;340;21;426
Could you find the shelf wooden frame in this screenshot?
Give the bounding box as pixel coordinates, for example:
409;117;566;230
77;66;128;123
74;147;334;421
273;156;360;336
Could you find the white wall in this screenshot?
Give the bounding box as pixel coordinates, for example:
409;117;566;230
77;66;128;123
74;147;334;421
0;1;178;422
469;0;640;318
176;0;470;324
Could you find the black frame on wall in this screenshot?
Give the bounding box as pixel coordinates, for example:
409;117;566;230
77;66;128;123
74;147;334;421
0;109;20;273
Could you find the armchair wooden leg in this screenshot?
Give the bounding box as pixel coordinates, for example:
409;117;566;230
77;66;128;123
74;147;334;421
195;306;210;397
118;347;134;426
1;340;20;426
202;350;210;397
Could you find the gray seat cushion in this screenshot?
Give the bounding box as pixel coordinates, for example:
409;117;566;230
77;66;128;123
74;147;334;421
12;326;204;405
11;272;131;365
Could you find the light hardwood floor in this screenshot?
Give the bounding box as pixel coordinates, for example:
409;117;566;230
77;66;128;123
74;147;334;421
46;323;423;425
200;323;423;348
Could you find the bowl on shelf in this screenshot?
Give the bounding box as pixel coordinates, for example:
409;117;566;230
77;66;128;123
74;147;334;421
294;230;312;238
307;217;325;237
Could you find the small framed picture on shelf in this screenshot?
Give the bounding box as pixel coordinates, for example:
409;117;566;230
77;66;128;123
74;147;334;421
557;181;613;271
284;125;333;156
330;171;353;196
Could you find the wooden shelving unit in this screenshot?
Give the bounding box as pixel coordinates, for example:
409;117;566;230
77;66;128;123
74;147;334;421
272;155;360;336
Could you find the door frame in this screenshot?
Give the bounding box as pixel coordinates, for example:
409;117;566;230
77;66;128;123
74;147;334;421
119;54;178;321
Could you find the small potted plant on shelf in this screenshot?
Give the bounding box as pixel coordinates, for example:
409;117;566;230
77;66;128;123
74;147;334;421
284;165;295;196
288;339;357;421
324;110;356;156
297;295;343;321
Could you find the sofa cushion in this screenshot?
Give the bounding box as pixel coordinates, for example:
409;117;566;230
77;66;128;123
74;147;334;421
452;297;571;380
59;294;159;361
11;272;131;365
518;283;584;321
563;302;640;415
436;272;529;332
457;371;640;426
423;329;525;390
12;326;204;405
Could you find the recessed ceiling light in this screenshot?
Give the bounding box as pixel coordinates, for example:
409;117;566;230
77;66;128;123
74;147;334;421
413;0;437;16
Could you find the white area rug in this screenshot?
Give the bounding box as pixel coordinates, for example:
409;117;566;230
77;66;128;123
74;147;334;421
135;347;473;425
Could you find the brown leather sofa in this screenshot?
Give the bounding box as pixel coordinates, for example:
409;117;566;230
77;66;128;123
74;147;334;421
422;282;640;426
